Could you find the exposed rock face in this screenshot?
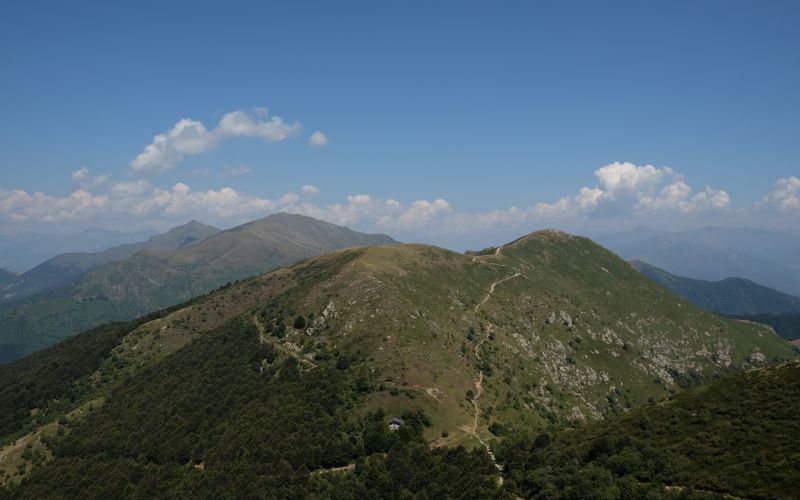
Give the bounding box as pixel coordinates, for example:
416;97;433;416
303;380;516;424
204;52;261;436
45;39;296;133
749;352;767;365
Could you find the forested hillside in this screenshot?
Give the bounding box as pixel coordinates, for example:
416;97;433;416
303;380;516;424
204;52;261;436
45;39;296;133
497;362;800;499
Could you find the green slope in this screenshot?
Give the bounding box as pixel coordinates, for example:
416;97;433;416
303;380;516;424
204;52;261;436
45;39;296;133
0;214;394;363
0;230;794;497
497;362;800;499
632;259;800;315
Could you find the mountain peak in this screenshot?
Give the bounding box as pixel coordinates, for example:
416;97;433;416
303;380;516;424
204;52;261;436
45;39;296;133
164;219;218;233
531;228;575;239
501;228;581;250
144;220;220;249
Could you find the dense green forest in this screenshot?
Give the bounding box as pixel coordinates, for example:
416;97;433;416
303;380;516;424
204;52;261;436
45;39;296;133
1;316;502;499
731;312;800;341
0;320;140;441
496;362;800;499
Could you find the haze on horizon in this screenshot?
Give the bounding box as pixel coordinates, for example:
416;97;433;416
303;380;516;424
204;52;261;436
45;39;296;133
1;1;798;253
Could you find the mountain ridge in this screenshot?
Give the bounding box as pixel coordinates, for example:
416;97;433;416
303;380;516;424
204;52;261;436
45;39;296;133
0;220;220;305
0;213;395;363
631;259;800;316
0;228;159;273
598;226;800;295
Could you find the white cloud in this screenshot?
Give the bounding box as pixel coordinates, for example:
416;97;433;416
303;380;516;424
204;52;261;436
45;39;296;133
129;108;302;175
577;187;604;211
130;119;216;175
71;167;89;182
217;109;301;142
530;162;730;218
594;162;671;199
71;167;110;189
0;189;109;224
308;131;329;147
0;162;764;238
759;177;800;212
220;165;252;178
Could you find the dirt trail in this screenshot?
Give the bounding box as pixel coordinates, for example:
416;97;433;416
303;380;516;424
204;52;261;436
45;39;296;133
465;331;504;481
474;272;521;312
664;485;744;499
311;463;356;476
470;244;508;266
309;453;389;476
465;269;521;482
384;382;444;403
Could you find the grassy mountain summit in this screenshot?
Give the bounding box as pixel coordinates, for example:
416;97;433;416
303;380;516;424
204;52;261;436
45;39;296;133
632;259;800;316
0;229;793;496
0;213;395;363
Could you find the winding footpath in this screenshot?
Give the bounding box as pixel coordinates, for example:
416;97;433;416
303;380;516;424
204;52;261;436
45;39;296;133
473;272;521;313
468;264;522;482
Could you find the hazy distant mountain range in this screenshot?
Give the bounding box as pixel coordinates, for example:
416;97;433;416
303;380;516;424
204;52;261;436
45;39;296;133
0;227;159;273
631;260;800;341
631;259;800;316
0;213;395;363
598;226;800;296
0;221;220;305
0;268;16;289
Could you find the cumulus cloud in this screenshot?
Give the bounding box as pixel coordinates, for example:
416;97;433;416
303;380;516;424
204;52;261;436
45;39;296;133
217;109;301;142
130;119;215;175
0;181;284;226
308;131;329;147
532;162;731;217
71;167;110;189
286;194;451;231
594;162;671;198
759;177;800;212
129;108;302;175
0;162;761;237
71;167;89;182
0;189;108;224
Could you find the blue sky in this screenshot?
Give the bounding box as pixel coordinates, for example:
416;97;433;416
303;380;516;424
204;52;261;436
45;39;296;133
1;0;798;248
